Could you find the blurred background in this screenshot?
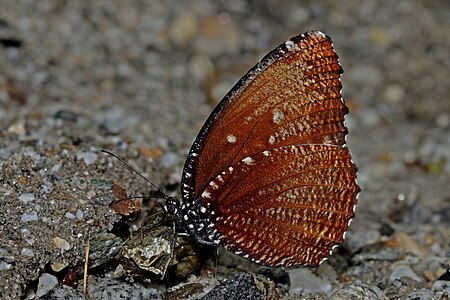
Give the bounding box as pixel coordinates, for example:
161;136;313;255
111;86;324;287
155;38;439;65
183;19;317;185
1;1;449;299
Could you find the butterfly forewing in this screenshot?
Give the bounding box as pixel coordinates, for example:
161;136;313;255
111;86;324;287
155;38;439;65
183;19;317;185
182;31;348;202
201;145;358;267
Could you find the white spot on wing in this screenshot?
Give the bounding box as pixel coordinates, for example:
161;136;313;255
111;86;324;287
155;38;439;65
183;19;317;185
242;157;253;164
285;40;295;51
272;109;285;124
268;135;276;144
227;134;237;143
209;181;219;189
201;191;211;199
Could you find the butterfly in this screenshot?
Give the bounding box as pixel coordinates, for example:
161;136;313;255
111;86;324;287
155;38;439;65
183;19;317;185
165;30;360;268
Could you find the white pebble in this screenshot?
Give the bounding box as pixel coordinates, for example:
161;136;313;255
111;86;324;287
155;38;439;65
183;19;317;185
21;248;34;257
20;211;38;222
77;151;98;165
36;273;58;297
18;193;35;204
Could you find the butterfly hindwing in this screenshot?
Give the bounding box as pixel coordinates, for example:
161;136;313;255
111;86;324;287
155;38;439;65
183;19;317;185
200;144;359;267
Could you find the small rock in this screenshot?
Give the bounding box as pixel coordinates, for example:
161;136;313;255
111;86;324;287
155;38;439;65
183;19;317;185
53;236;71;253
289;268;332;294
400;288;434;300
0;262;12;271
54;110;78;122
18;193;35;204
75;209;84;220
202;273;278;299
432;280;450;294
65;212;76;219
0;187;13;196
77;151;98;165
390;265;422;282
169;13;199;46
20;211;38;222
383;84;405;104
329;282;388;300
40;285;85;300
51;261;68;272
36;273;58;297
88;277;163;299
384;232;428;257
51;163;61;173
317;263;338;281
20;248;34;257
7;121;26;136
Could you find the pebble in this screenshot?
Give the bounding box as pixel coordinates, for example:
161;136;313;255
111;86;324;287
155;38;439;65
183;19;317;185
51;163;61;173
169;13;199;46
329;282;387;300
400;289;434;300
383;83;405;104
53;236;71;253
20;248;34;257
77;151;98;165
51;261;68;272
384;232;428;257
0;187;13;196
75;209;84;220
36;273;58;297
288;268;332;294
65;212;76;219
202;273;276;299
54;110;79;122
0;262;12;271
7;121;26;136
39;285;85;300
18;193;35;204
20;211;38;222
389;265;422;282
88;277;163;299
432;280;450;294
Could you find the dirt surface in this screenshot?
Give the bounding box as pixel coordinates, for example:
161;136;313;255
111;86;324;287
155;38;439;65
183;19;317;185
0;1;449;299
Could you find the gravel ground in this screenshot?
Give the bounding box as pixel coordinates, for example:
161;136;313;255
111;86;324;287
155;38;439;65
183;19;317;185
1;1;449;299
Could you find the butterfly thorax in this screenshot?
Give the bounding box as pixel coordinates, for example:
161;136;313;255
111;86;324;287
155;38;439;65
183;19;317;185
165;196;220;246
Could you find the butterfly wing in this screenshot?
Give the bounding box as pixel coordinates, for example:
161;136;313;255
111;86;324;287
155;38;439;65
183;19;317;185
180;31;359;267
201;144;359;267
182;31;349;202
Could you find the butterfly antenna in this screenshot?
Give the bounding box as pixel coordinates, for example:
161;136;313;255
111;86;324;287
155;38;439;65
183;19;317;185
100;149;169;200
